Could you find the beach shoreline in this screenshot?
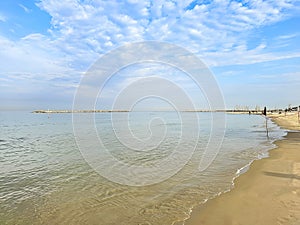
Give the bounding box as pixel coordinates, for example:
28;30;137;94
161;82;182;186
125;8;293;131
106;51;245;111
184;112;300;225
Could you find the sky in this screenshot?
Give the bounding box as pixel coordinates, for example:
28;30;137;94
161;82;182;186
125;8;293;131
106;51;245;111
0;0;300;110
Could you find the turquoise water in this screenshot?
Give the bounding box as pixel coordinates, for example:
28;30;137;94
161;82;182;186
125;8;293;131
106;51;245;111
0;111;286;224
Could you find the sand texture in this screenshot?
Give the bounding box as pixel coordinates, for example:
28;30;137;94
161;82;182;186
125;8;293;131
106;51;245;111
185;112;300;225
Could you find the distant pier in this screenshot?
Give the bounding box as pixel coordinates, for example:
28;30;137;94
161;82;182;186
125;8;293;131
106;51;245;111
32;110;130;113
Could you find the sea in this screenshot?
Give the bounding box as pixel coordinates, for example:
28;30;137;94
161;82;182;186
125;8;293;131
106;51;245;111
0;111;286;225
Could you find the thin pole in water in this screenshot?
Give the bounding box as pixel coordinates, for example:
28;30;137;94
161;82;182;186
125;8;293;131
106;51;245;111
263;106;269;138
298;106;300;124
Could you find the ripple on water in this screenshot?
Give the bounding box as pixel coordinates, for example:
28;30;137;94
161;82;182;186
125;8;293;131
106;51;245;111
0;112;287;225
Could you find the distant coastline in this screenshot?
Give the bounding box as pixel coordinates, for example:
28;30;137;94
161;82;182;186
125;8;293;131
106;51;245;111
32;109;281;114
32;109;228;113
32;105;299;114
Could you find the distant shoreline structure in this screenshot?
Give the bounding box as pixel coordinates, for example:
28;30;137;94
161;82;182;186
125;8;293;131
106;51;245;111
32;109;290;114
32;105;299;114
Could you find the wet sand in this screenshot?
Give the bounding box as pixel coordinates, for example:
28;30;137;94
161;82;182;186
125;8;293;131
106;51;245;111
185;112;300;225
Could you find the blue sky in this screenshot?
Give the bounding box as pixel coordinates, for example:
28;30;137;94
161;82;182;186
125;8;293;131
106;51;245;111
0;0;300;110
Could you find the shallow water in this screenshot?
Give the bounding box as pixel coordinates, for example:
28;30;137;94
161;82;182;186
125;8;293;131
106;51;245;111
0;111;285;224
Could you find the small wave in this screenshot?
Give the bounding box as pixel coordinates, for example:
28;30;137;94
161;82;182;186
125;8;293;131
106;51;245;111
181;119;287;225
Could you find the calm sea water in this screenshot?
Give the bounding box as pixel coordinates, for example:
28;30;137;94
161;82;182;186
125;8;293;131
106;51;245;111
0;111;286;225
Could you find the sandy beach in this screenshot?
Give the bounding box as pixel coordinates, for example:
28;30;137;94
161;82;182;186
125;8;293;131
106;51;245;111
185;112;300;225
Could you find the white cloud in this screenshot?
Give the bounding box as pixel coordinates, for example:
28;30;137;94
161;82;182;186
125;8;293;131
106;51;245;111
33;0;299;68
277;33;299;40
0;0;297;79
19;4;31;13
1;0;300;109
0;13;6;22
0;34;79;83
204;45;300;67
